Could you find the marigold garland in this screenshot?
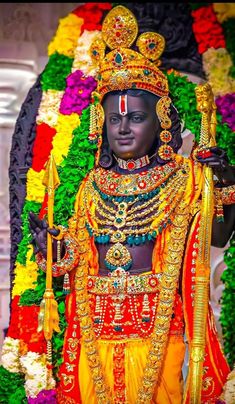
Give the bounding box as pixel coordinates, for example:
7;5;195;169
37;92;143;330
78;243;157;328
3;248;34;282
12;247;38;298
52;113;80;166
48;13;84;58
31;123;56;172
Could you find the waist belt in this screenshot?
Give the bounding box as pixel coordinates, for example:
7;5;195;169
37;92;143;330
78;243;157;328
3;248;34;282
87;268;162;295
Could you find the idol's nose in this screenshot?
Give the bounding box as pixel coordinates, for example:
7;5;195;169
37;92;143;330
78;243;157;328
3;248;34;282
119;116;131;135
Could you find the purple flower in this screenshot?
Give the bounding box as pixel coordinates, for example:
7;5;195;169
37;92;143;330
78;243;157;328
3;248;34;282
216;93;235;131
60;70;97;115
28;389;57;404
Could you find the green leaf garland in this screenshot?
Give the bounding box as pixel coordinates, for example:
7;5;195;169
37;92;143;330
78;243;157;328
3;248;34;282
0;366;27;404
41;52;74;91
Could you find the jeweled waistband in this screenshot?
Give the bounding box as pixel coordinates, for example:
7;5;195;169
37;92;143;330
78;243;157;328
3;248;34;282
87;270;162;295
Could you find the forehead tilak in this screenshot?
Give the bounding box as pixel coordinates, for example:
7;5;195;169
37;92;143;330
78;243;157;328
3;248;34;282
119;94;128;116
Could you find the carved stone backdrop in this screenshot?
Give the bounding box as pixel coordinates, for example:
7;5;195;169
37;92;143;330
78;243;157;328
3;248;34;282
0;3;228;351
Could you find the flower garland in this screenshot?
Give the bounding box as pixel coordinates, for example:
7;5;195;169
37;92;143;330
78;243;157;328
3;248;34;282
0;2;234;402
0;3;112;403
190;2;235;368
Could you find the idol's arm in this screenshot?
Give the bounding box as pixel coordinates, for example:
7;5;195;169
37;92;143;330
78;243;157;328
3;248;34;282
196;147;235;247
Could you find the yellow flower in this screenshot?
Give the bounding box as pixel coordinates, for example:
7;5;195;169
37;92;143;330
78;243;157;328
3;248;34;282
202;48;235;96
213;3;235;23
12;246;38;297
26;169;46;203
53;113;80;165
48;14;84;58
36;90;64;127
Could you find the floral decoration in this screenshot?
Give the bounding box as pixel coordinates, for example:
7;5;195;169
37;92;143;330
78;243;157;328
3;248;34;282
191;4;226;54
36;90;64;128
72;30;103;76
59;69;97;115
31;123;57;172
48;13;83;58
216;93;235;132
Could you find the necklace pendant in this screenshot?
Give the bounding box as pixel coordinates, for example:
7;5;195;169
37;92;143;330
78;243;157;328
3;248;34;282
110;231;126;243
115;155;150;171
104;242;132;272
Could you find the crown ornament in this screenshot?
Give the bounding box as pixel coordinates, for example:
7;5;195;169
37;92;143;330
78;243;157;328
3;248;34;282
90;5;169;100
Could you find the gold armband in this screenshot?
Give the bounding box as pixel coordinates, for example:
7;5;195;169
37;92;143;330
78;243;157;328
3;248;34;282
215;184;235;205
214;184;235;222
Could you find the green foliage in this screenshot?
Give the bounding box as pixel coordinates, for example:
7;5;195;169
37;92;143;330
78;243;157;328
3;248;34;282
0;366;27;404
54;105;97;226
189;3;211;11
41;52;74;91
223;19;235;78
16;201;41;265
220;236;235;367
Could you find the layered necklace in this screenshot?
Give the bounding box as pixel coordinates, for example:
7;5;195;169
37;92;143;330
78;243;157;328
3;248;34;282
84;159;189;272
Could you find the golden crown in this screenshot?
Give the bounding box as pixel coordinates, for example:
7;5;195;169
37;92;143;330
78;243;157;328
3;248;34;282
90;5;169;100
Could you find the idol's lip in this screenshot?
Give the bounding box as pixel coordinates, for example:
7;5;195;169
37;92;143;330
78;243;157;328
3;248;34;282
116;138;134;145
116;137;134;142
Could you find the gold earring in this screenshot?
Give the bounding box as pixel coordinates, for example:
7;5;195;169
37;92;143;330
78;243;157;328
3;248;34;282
156;96;174;161
88;92;105;167
158;129;174;161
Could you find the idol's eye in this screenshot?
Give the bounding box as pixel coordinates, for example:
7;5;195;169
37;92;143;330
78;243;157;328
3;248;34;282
109;115;121;124
130;114;145;123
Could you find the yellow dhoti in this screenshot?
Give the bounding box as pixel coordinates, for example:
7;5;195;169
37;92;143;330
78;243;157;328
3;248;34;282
79;335;185;404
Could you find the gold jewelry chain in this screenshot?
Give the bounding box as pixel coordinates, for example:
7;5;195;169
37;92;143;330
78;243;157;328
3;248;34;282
93;172;185;220
84;171;188;237
75;198;191;403
95;178;185;225
95;188;184;230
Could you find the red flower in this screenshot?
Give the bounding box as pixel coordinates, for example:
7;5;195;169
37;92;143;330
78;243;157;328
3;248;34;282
191;5;226;54
7;296;20;339
72;2;112;33
18;305;47;354
32;123;56;172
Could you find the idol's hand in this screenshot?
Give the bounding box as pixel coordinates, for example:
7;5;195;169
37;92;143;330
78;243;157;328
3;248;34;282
28;211;61;259
196;146;235;186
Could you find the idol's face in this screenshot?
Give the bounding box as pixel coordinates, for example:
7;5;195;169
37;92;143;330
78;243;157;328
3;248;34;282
103;93;160;160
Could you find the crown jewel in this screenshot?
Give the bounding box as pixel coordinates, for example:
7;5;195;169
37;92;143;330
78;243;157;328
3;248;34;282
90;5;169;100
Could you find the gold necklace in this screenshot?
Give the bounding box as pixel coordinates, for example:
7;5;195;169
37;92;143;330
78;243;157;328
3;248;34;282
84;164;189;247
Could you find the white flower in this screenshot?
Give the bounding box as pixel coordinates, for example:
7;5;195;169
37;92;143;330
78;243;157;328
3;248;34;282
36;90;64;127
1;337;21;373
72;30;102;76
20;351;55;398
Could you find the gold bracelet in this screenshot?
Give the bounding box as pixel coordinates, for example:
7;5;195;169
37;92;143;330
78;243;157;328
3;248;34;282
36;233;80;277
215;183;235;205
